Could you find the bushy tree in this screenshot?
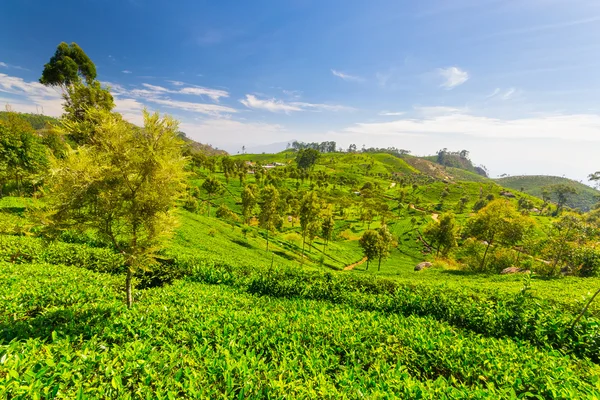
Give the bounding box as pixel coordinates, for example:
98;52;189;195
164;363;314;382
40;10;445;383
295;148;320;170
423;213;458;257
466;200;533;271
321;211;335;255
45;109;188;307
359;230;379;271
40;42;97;87
549;184;577;214
0;111;49;196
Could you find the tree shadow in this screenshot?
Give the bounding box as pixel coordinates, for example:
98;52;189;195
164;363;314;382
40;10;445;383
0;306;120;343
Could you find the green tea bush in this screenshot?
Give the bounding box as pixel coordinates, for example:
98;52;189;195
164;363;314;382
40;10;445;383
1;262;600;399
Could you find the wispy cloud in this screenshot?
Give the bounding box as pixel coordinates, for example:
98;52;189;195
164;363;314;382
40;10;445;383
240;94;353;114
0;73;63;116
122;70;132;74
0;61;29;71
438;67;469;89
486;87;518;100
331;69;363;82
379;110;405;116
147;98;237;116
482;16;600;40
167;80;185;86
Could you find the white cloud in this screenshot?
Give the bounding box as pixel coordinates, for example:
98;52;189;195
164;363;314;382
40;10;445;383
147;97;237;116
0;62;7;68
122;70;132;74
486;88;501;99
0;73;64;116
180;119;286;147
240;94;353;113
502;88;516;100
414;106;467;116
438;67;469;89
379;110;405;116
331;69;363;82
341;111;600;142
167;80;185;86
240;94;302;113
142;83;170;92
178;87;229;102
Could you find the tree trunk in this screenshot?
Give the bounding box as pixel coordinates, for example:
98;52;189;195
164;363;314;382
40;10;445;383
481;241;492;271
436;245;440;257
365;259;369;271
126;269;133;309
378;255;382;271
266;229;269;251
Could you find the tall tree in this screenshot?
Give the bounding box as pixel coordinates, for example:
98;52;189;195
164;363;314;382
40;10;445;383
241;185;258;224
299;191;321;259
45;109;188;308
259;185;280;251
321;211;335;256
202;176;223;217
40;42;97;87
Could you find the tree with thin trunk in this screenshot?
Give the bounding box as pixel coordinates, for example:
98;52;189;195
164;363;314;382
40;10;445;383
45;109;187;308
359;230;379;271
259;185;280;251
241;184;257;224
466;200;532;271
202;176;223;217
321;212;334;256
299;191;321;260
423;213;458;257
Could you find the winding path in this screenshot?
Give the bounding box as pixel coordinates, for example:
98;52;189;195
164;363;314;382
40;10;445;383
344;257;368;271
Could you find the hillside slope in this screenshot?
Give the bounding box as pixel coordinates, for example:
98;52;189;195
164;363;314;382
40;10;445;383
496;175;599;211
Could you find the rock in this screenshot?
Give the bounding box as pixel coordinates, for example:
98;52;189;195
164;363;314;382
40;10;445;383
500;191;516;198
500;267;530;275
415;262;433;271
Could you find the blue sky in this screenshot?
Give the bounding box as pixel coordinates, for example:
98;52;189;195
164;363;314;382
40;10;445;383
1;0;600;181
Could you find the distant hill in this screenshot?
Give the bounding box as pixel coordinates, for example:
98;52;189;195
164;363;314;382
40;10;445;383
0;111;58;129
177;133;228;156
423;149;488;178
496;175;599;211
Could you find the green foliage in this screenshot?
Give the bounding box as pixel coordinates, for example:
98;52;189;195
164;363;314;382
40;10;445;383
3;263;600;398
497;175;600;211
40;42;97;86
258;185;280;251
295;148;320;170
45;109;188;307
0;111;49;196
465;200;533;272
423;213;458;257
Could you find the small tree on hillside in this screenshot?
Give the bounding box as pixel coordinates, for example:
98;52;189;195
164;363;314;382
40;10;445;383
359;230;379;271
259;185;280;251
466;200;532;271
549;184;578;214
376;225;397;271
299;191;321;259
321;212;335;256
46;109;188;308
423;213;458;257
295;148;320;170
241;185;258;224
202;176;223;217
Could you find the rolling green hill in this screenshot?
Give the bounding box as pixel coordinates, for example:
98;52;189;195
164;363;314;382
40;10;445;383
496;175;599;211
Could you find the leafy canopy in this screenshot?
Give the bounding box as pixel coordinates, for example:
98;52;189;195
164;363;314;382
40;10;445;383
40;42;97;87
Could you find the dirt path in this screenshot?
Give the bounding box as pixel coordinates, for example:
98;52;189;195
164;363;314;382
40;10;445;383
344;257;368;271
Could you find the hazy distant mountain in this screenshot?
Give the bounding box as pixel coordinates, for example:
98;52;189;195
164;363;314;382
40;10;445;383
225;141;295;155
